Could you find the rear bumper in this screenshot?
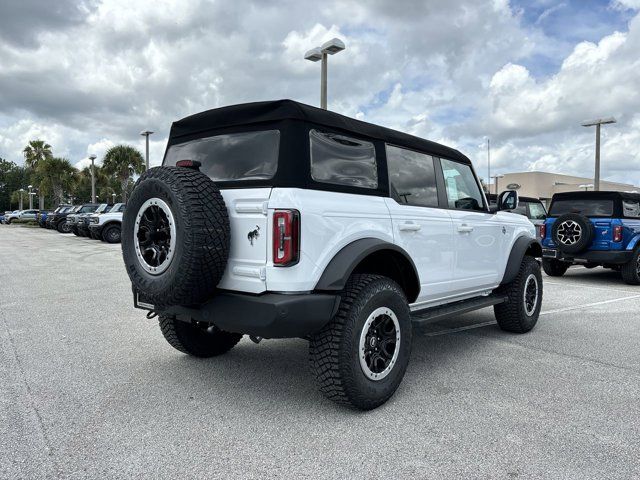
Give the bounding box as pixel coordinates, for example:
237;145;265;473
135;290;341;339
542;248;633;265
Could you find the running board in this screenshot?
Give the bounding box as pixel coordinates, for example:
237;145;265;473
411;295;508;326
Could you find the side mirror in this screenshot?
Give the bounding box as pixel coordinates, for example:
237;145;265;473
498;190;519;211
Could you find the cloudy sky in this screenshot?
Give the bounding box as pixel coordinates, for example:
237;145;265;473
1;0;639;186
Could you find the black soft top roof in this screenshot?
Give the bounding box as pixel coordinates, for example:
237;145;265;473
169;99;470;164
551;191;640;202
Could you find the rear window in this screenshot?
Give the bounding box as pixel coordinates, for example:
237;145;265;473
549;199;613;217
164;130;280;182
310;129;378;189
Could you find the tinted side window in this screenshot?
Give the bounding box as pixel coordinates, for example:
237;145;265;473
623;200;640;218
386;145;438;207
310;129;378;189
440;158;485;211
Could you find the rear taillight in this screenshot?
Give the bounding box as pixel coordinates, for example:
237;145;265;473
273;209;300;266
539;224;546;239
613;225;623;243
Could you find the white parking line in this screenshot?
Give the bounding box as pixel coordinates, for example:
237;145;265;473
544;280;638;295
423;294;640;337
539;294;640;315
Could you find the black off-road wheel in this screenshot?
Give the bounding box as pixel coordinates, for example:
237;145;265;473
309;274;412;410
121;166;230;306
494;256;543;333
102;224;122;244
542;258;569;277
621;247;640;285
159;315;242;357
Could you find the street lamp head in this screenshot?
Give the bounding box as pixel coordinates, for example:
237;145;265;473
581;117;617;127
304;47;323;62
19;188;25;192
321;38;345;55
140;130;154;136
89;154;97;161
28;184;32;189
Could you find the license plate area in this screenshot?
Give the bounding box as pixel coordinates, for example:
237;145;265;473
542;248;558;259
134;290;155;311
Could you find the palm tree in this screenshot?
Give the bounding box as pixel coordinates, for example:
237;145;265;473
102;145;145;202
37;157;77;206
23;140;53;208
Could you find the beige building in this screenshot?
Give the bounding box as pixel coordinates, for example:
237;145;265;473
490;171;639;207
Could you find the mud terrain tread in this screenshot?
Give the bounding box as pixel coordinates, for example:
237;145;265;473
122;166;230;306
494;256;542;333
620;247;640;285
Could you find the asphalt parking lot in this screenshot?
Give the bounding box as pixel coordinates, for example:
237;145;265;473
1;226;639;480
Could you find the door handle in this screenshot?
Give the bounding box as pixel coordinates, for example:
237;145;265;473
457;224;474;233
399;222;421;232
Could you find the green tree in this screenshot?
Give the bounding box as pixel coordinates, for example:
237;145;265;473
102;145;145;202
23;140;53;209
37;157;77;206
0;159;28;211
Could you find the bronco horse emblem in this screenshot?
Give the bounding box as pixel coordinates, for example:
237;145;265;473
247;225;260;246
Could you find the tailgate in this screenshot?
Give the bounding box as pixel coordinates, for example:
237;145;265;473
217;188;271;293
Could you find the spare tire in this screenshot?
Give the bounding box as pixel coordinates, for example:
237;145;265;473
121;166;230;306
551;213;594;254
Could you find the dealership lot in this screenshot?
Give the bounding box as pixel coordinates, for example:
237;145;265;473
1;226;638;479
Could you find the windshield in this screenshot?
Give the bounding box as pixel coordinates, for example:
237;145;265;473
549;199;613;217
79;205;98;213
95;204;112;213
164;130;280;182
527;201;547;220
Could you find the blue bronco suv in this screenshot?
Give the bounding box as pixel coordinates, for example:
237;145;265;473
540;191;640;284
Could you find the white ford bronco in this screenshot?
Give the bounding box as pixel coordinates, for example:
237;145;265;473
122;100;542;410
88;202;126;242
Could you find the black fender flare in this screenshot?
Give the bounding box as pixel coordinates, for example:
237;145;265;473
501;236;542;285
101;220;122;229
315;238;420;296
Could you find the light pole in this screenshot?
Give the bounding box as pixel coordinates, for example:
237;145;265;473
111;193;116;204
491;174;505;195
19;188;25;210
581;117;616;191
140;130;153;170
28;185;33;209
89;154;97;203
487;138;491;194
304;38;346;109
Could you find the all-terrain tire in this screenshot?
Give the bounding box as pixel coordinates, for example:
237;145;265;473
309;274;412;410
102;224;121;244
621;247;640;285
57;220;71;233
551;213;594;254
542;258;569;277
121;166;230;306
494;256;543;333
159;315;242;357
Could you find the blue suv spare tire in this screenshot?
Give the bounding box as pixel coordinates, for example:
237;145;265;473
551;213;593;254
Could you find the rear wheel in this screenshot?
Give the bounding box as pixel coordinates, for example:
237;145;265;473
309;274;412;410
542;258;569;277
159;316;242;357
494;256;543;333
621;248;640;285
102;224;122;243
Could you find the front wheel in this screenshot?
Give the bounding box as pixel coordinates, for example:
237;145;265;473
542;258;569;277
159;316;242;357
102;224;121;243
621;248;640;285
309;274;412;410
494;256;543;333
57;220;71;233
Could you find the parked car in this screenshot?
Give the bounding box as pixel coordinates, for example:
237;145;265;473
46;206;73;229
541;191;640;284
36;210;50;227
4;210;23;224
68;203;103;236
89;203;125;242
0;213;5;224
121;99;542;410
17;209;40;222
78;203;113;237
